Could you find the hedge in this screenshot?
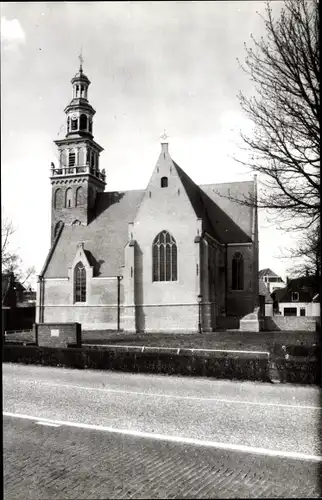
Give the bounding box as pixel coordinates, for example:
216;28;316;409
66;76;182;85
3;345;271;382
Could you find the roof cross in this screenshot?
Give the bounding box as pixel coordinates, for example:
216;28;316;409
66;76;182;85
160;129;169;142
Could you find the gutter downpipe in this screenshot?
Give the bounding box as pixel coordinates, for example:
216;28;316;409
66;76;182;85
117;276;123;331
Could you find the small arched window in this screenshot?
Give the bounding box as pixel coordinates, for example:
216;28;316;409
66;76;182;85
152;230;177;281
76;186;85;206
79;114;87;131
161;177;168;188
72;220;81;226
74;262;86;302
89;120;92;133
71;118;78;131
65;188;73;208
54;188;63;209
54;221;63;237
232;252;244;290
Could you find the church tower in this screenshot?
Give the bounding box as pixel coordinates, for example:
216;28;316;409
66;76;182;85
50;56;106;243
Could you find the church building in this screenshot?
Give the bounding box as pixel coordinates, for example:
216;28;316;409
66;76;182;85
36;62;259;333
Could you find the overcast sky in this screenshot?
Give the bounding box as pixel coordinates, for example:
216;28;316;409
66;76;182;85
1;1;299;288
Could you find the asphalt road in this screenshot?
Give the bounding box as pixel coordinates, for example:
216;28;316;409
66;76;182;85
3;363;322;498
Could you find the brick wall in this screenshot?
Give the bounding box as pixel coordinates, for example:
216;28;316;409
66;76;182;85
41;277;119;330
35;322;81;347
263;316;318;332
124;151;203;332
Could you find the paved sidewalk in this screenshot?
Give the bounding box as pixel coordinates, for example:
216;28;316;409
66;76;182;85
4;416;321;499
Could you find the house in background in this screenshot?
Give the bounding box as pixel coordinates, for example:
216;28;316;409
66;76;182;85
272;275;320;317
259;268;285;294
1;272;36;332
259;280;273;316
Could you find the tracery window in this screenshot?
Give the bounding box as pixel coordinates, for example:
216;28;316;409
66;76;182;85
74;261;86;302
152;230;177;281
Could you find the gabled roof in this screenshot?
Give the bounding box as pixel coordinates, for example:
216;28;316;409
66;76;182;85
259;280;273;303
259;268;279;278
44;190;144;278
200;181;255;238
272;276;320;303
173;163;252;244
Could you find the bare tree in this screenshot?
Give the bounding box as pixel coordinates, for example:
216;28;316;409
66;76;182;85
287;227;321;278
225;0;319;235
2;215;36;288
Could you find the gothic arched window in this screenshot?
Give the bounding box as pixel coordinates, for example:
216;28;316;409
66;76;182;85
79;114;87;131
232;252;244;290
65;188;73;208
152;230;177;282
161;177;168;188
76;186;85;206
74;262;86;302
54;188;63;209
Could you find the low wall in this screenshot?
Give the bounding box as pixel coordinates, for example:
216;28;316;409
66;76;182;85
2;345;270;382
34;323;81;347
2;344;320;385
264;316;318;331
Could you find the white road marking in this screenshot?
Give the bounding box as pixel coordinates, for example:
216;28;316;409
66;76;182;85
35;422;61;427
3;411;321;462
86;344;269;355
34;381;321;410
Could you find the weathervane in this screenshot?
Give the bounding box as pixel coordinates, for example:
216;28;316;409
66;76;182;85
78;46;84;70
160;129;169;142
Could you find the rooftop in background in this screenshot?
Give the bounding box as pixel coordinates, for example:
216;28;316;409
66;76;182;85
272;275;320;304
259;268;279;278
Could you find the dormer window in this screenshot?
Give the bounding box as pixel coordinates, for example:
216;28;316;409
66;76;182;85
292;292;299;302
161;177;168;188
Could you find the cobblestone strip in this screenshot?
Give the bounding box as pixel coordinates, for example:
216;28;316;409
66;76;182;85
4;417;321;499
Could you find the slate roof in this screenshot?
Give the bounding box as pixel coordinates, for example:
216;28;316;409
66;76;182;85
174;163;252;244
200;181;255;238
259;268;279;278
272;276;320;303
44;156;255;278
44;190;144;278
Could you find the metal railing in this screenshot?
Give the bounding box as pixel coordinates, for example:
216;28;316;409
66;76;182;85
50;165;105;181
